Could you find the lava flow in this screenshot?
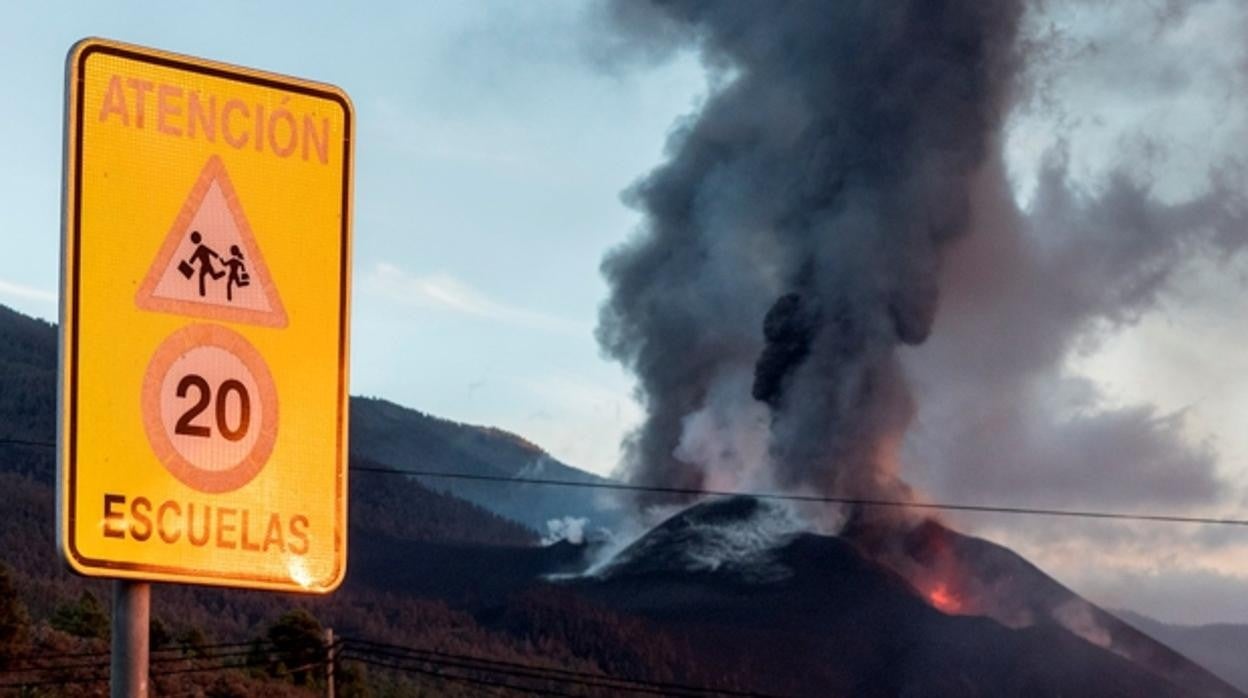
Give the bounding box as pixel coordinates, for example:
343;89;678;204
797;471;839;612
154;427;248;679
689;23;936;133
926;582;964;614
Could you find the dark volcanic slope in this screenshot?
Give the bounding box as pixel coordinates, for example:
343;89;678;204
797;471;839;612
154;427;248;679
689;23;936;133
574;497;1211;698
848;518;1244;698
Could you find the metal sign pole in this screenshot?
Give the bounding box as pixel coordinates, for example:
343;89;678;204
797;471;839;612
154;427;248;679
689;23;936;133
111;580;150;698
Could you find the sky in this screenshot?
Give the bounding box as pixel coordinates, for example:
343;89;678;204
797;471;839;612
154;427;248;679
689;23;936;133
4;1;1248;625
0;2;704;476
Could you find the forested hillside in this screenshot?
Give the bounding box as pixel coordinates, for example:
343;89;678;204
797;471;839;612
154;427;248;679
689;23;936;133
0;305;56;481
351;397;622;533
0;304;721;696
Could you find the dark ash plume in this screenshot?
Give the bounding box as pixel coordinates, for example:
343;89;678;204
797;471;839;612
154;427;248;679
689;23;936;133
597;0;1024;509
752;291;819;408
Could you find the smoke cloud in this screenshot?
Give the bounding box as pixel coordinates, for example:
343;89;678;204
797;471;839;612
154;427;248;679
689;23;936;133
597;0;1025;510
903;149;1246;511
894;0;1248;621
593;0;1248;623
902;0;1248;514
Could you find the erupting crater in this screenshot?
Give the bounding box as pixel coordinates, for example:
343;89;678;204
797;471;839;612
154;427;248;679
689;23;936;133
925;582;964;614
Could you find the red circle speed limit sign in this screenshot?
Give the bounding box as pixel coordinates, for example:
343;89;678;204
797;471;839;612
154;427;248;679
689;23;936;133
141;323;279;493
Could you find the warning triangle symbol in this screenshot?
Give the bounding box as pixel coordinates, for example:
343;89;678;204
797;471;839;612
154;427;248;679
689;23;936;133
136;155;288;328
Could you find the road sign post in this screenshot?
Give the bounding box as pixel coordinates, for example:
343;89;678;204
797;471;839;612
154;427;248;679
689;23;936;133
59;38;353;590
111;580;150;698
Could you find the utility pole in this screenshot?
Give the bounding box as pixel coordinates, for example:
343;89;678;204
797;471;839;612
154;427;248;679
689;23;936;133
111;580;150;698
325;627;335;698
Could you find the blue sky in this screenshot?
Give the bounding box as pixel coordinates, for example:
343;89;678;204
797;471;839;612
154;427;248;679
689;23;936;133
0;2;705;476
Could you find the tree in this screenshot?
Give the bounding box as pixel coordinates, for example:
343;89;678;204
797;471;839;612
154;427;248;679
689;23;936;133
150;615;172;650
266;609;325;686
177;625;209;656
50;589;108;640
0;563;30;658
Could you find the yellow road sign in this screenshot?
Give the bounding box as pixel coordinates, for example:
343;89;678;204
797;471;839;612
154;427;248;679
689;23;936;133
59;38;352;593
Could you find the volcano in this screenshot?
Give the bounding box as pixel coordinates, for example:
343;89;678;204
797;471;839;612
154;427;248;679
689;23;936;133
846;516;1241;698
569;497;1242;698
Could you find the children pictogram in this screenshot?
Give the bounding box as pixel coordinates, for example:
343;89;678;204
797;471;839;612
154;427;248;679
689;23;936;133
175;233;252;301
224;245;251;301
136;155;288;328
178;230;226;297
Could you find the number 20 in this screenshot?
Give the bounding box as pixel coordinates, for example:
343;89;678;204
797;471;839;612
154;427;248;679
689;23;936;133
174;374;251;441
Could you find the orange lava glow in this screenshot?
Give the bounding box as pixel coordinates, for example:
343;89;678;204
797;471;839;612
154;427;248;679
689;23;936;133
927;583;963;614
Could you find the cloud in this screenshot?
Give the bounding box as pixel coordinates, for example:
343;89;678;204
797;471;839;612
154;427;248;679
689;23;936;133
0;279;55;305
514;373;644;477
1087;566;1248;626
366;262;583;335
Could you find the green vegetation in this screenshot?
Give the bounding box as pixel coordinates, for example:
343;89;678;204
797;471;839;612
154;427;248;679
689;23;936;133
0;563;30;657
0;305;56;484
49;590;109;640
265;609;325;685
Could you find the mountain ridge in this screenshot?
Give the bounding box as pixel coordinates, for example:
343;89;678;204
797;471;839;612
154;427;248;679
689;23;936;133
349;395;622;533
1114;610;1248;695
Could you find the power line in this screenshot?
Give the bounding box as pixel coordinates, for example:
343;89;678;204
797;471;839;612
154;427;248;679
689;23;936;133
0;646;289;690
150;648;267;666
2;634;761;696
341;651;584;698
0;638;270;666
0;672;109;689
352;465;1248;528
0;647;270;682
0;660;272;691
343;638;769;698
0;644;274;675
8;436;1248;527
0;656;113;674
151;657;280;678
0;437;58;449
